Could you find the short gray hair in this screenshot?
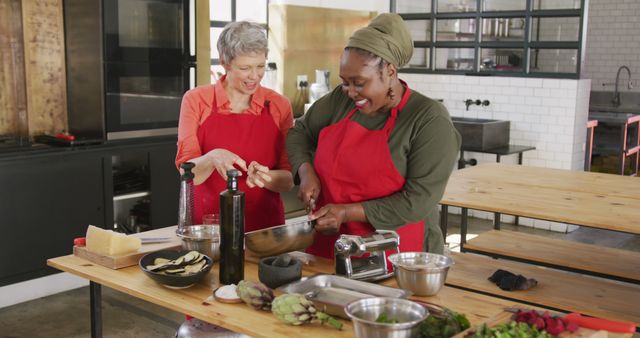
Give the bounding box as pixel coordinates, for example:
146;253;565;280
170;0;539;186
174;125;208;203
217;21;268;64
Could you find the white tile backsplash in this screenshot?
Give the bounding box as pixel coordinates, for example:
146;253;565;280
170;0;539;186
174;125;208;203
583;0;640;92
403;73;590;232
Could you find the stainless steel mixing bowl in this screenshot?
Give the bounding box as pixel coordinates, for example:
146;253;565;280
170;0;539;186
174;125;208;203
244;220;315;257
177;225;220;261
345;297;428;338
388;252;454;296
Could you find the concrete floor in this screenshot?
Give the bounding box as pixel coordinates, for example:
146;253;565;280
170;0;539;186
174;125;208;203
1;215;639;338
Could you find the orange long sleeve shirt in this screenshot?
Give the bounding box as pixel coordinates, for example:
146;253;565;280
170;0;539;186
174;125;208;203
176;76;293;171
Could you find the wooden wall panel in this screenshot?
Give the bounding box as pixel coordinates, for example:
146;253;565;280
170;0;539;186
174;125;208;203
268;5;375;116
21;0;67;136
0;0;26;138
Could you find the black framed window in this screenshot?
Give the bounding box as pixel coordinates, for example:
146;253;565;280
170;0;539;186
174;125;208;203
209;0;268;82
392;0;586;78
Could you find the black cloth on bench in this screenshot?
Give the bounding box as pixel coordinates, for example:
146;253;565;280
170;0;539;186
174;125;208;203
488;269;538;291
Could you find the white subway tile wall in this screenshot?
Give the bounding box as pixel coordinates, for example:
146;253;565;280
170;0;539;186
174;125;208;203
403;73;591;232
583;0;640;92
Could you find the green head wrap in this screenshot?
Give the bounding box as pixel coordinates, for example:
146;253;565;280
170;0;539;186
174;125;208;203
346;13;413;67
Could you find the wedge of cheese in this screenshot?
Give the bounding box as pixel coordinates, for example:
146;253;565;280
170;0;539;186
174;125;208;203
86;225;142;256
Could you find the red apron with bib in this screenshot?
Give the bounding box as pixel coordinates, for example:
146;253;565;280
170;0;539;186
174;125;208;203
307;86;424;262
194;101;284;232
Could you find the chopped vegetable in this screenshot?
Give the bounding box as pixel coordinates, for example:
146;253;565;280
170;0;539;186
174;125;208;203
145;251;208;276
419;308;470;338
466;321;553;338
375;313;399;324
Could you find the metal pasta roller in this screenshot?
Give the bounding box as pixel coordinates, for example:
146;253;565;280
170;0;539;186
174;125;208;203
334;230;400;282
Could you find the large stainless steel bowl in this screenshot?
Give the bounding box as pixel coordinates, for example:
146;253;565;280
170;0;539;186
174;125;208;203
245;220;315;257
388;252;454;296
345;297;428;338
177;225;220;261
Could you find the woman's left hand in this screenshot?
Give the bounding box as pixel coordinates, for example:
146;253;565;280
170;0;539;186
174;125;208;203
310;204;347;234
246;161;272;188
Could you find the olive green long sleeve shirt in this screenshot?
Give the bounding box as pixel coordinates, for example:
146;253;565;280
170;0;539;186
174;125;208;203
286;84;460;233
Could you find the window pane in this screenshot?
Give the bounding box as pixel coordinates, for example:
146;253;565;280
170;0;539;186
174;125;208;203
481;18;525;41
437;0;477;13
236;0;267;23
531;17;580;41
483;0;526;11
435;48;475;70
396;0;431;13
211;0;231;21
530;49;578;73
210;27;223;59
437;19;476;41
211;65;225;83
408;48;430;68
480;48;524;72
406;20;432;42
533;0;581;10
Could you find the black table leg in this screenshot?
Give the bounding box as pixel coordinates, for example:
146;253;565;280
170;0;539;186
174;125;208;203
90;281;102;338
518;152;524;165
460;207;468;252
440;205;449;239
494;212;501;229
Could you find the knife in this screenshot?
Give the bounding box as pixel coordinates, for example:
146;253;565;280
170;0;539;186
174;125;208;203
74;236;173;246
505;308;636;333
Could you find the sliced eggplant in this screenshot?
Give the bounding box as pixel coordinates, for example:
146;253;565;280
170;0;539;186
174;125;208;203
154;257;171;265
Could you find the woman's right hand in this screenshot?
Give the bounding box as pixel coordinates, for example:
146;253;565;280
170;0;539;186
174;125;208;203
205;148;248;180
298;162;321;212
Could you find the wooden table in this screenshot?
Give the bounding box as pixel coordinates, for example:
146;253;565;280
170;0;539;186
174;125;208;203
441;163;640;241
48;229;536;338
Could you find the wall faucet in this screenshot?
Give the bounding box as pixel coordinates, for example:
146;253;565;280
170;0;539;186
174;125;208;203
613;65;633;107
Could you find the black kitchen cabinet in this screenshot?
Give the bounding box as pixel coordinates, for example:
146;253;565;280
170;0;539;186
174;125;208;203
0;137;179;286
0;152;105;286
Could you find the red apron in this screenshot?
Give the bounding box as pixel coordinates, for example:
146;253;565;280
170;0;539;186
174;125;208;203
307;85;424;262
194;101;285;232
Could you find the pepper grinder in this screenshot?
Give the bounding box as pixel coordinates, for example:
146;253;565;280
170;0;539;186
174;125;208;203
176;162;195;236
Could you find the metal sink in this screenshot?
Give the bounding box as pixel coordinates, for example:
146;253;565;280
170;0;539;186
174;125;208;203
452;117;510;151
590;91;640;114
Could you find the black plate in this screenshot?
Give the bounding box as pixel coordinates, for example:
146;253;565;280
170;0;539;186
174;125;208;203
139;250;212;288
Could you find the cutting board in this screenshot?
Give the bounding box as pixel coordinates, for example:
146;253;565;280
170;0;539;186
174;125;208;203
454;311;633;338
73;227;182;269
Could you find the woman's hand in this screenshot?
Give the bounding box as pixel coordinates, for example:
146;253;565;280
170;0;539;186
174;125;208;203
310;204;347;234
298;162;321;212
246;161;272;188
205;148;248;180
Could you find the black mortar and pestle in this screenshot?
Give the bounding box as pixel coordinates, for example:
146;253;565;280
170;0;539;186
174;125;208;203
258;254;302;289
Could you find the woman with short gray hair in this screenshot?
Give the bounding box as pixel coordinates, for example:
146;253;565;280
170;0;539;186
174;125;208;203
177;20;294;232
217;21;268;65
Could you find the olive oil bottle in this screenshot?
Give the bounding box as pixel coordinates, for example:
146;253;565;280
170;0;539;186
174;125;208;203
219;169;245;285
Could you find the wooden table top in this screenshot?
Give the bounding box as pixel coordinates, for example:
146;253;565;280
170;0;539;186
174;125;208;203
47;227;536;338
442;163;640;234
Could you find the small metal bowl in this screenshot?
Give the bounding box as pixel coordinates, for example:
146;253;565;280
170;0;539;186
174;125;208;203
245;220;315;257
177;225;220;261
388;252;454;296
345;297;428;338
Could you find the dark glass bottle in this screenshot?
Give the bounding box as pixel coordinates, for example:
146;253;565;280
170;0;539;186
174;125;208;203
219;169;245;285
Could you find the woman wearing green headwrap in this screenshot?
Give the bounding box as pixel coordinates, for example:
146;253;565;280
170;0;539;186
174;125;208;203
286;13;460;258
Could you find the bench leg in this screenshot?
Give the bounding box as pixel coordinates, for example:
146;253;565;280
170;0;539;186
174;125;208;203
461;208;469;252
440;205;449;239
90;281;103;338
494;212;501;230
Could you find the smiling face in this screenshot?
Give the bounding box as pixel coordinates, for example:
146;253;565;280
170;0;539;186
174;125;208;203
222;52;266;95
339;49;397;115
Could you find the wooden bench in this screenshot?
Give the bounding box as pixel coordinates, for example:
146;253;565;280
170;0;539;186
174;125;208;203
446;252;640;326
462;230;640;284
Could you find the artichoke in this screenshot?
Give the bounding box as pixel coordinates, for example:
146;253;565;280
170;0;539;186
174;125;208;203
236;280;274;311
271;293;343;330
